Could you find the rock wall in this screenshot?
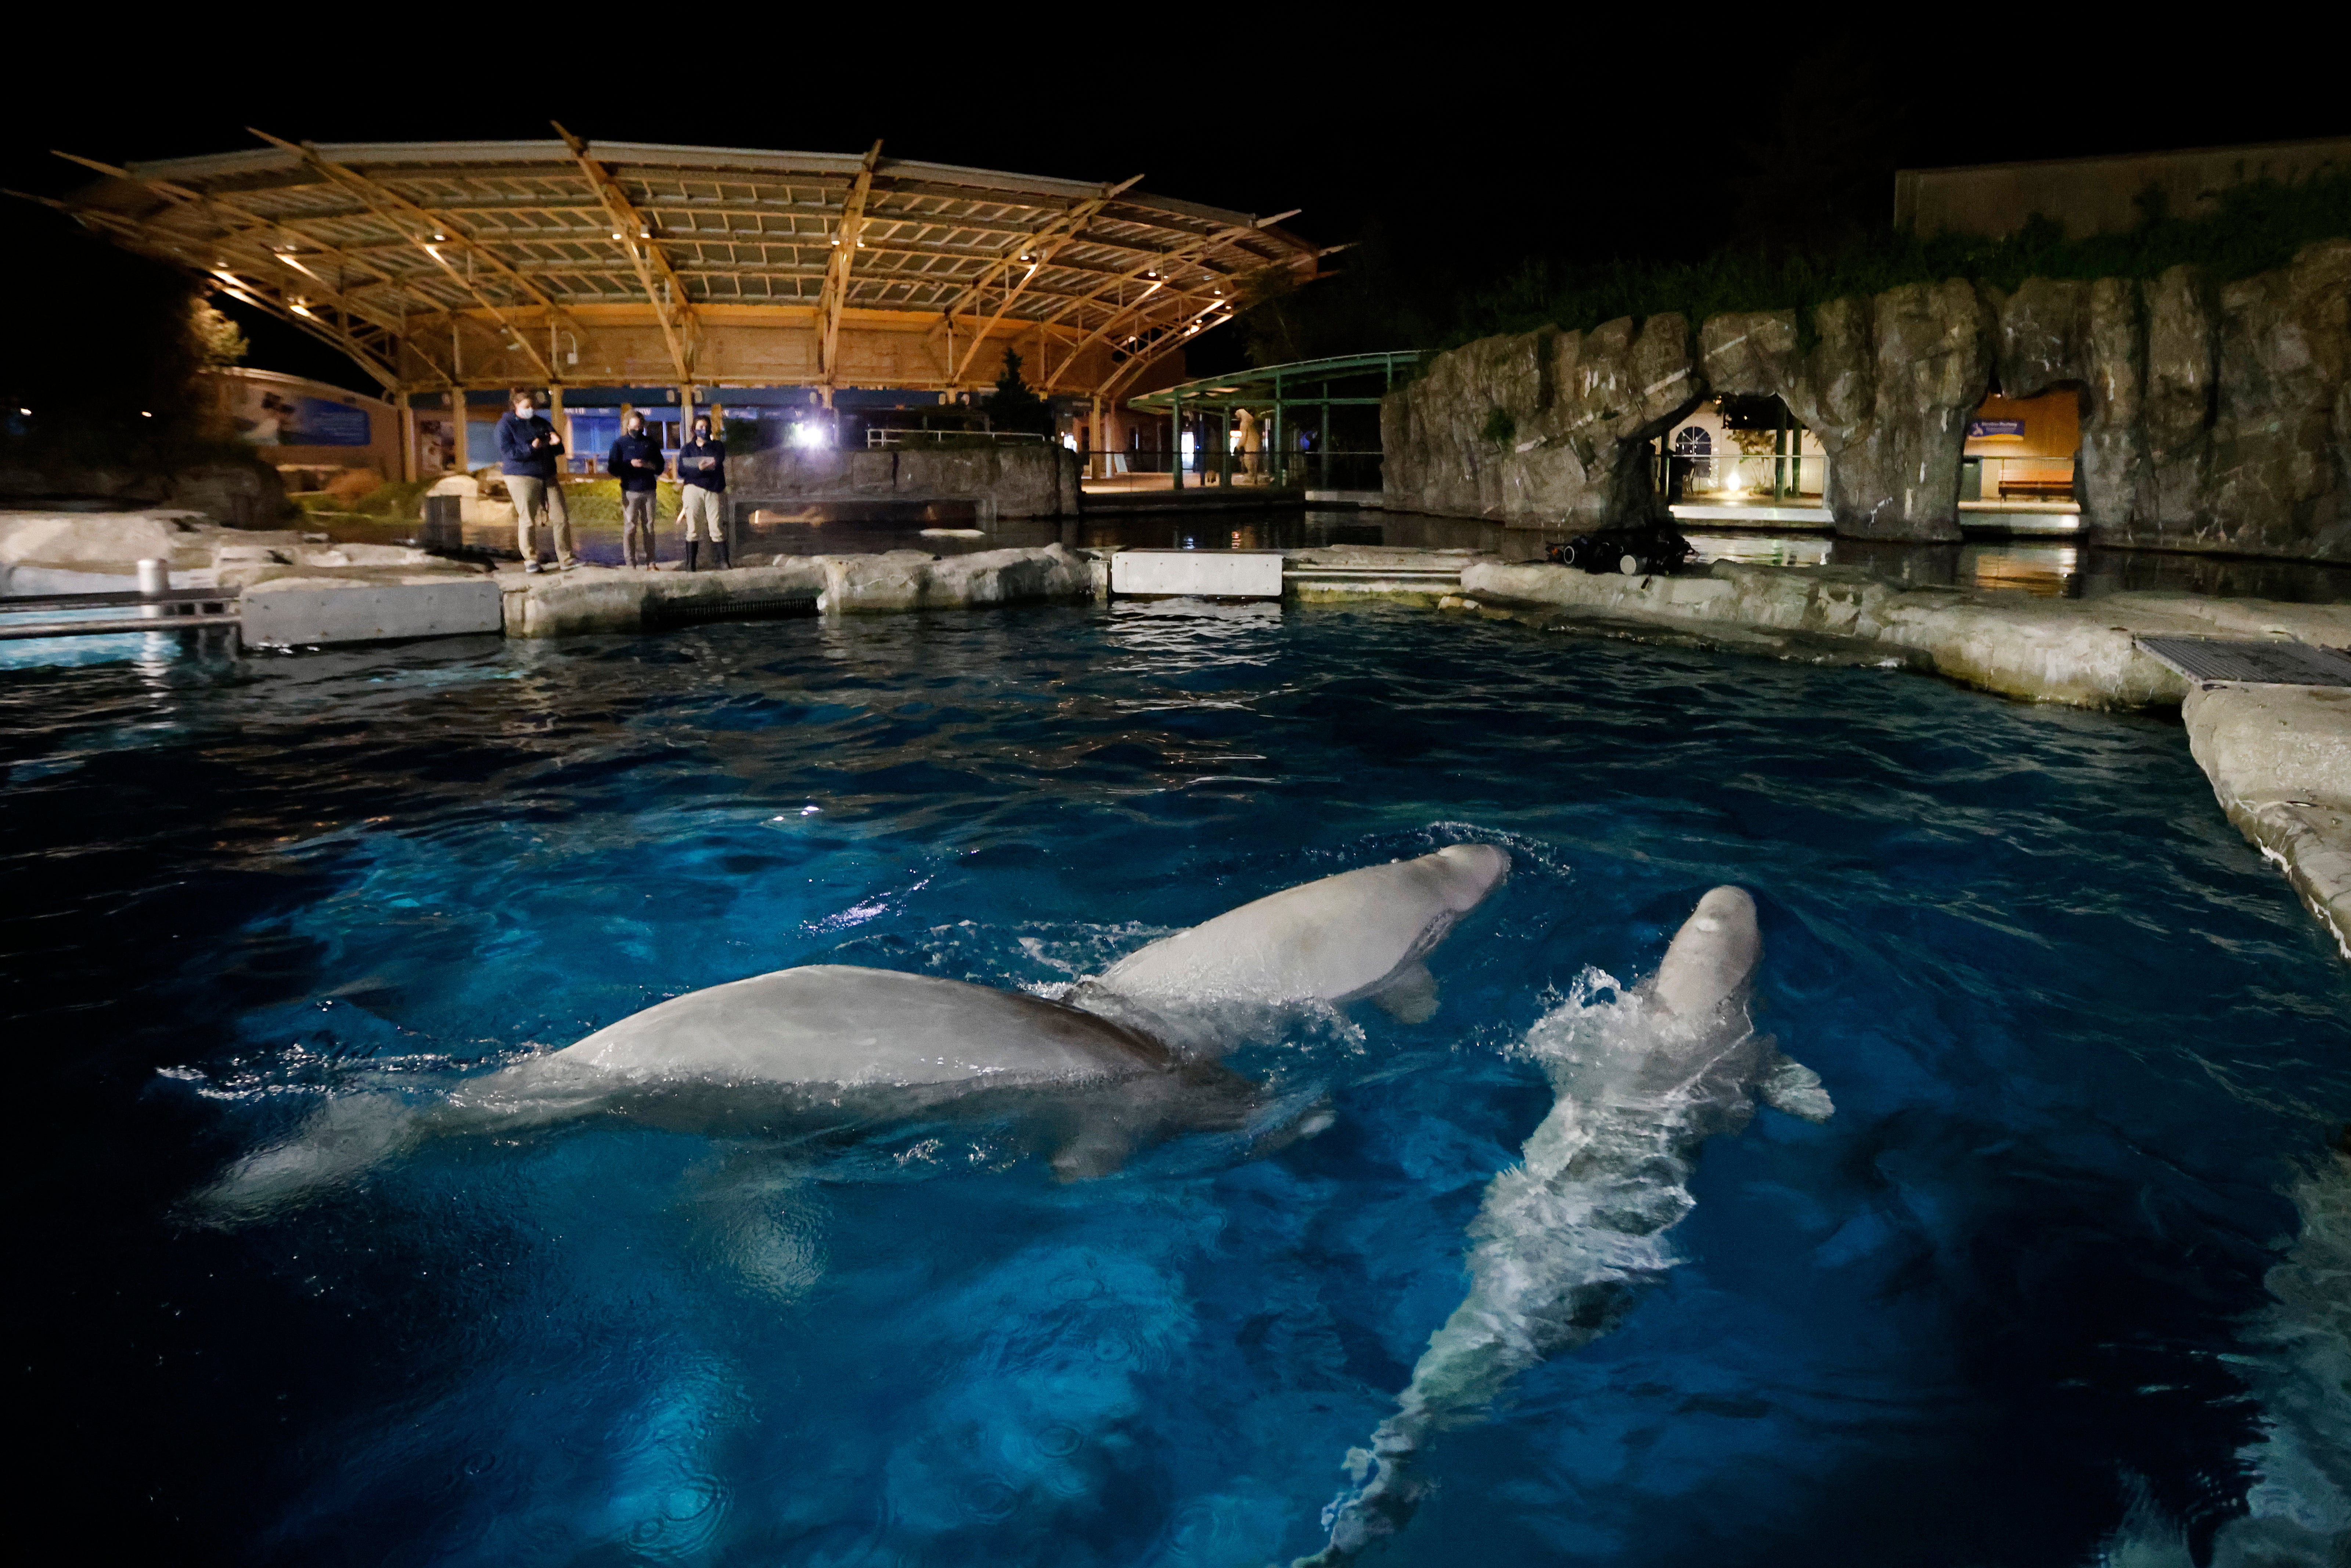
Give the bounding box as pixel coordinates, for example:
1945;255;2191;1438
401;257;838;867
1386;240;2351;560
1997;241;2351;560
728;443;1080;519
1380;316;1702;528
0;459;288;529
1704;281;1995;541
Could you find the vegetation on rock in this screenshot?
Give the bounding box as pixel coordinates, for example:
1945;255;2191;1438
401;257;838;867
1246;173;2351;362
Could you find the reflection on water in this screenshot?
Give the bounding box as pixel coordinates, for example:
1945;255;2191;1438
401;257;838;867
10;606;2350;1564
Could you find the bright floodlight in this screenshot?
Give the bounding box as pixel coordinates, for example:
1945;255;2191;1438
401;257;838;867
792;420;831;450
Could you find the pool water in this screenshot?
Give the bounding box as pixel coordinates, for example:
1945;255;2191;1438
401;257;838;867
6;603;2347;1566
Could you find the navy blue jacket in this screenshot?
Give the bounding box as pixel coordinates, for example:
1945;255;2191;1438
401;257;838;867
678;437;726;492
496;411;563;478
606;431;667;492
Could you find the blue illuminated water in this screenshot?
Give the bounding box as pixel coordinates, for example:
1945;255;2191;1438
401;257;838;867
5;603;2346;1566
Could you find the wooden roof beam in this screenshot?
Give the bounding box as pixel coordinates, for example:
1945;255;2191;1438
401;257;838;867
1040;213;1299;391
1094;298;1235;401
247;128;576;383
816;140;882;394
552;121;695;383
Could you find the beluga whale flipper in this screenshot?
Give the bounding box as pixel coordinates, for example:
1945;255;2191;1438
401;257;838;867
198;844;1513;1216
1293;886;1832;1565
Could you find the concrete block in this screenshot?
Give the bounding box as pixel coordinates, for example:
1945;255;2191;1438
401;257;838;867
1109;550;1285;599
242;577;504;646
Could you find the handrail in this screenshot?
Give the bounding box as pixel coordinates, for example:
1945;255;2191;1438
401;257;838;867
1127;350;1428;413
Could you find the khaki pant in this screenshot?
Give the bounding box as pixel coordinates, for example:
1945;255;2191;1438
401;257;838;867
508;475;575;566
621;489;658;566
680;486;726;541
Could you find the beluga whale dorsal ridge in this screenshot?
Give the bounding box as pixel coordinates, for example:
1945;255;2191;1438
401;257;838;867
1084;843;1510;1032
1293;884;1832;1565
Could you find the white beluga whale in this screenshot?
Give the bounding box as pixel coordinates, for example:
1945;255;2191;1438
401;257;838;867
200;844;1512;1215
1079;842;1511;1035
1294;886;1833;1565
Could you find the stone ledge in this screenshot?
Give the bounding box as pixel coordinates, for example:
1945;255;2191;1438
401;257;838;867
1457;559;2351;708
495;544;1097;637
2184;684;2351;959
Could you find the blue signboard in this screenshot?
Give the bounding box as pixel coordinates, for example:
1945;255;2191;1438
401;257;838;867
1969;418;2025;440
294;396;372;446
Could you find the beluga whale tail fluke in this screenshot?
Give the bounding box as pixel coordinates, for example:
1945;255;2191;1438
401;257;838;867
1292;885;1832;1566
195;843;1512;1216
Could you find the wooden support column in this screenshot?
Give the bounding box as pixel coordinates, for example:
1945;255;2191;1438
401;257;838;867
549;385;565;473
396;390;415;483
1090;394;1105;481
1170;393;1182;490
1218;407;1232;489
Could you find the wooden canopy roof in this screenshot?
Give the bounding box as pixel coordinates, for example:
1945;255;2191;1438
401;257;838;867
40;132;1322;404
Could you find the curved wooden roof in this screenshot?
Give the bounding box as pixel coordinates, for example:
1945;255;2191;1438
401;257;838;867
45;133;1321;403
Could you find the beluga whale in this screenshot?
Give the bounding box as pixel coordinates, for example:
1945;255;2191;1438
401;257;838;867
1293;885;1833;1565
199;843;1512;1215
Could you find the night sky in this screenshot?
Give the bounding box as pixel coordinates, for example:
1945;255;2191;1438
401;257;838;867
2;27;2340;393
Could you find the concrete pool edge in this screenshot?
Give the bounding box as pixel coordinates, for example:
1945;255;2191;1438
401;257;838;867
2183;685;2351;961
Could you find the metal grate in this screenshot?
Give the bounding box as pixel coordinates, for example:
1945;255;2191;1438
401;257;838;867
2135;636;2351;688
645;592;820;629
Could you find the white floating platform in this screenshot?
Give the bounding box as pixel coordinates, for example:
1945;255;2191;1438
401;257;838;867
1108;550;1286;600
242;578;504;647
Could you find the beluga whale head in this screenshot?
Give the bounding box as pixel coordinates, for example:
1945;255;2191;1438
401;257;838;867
1294;883;1832;1565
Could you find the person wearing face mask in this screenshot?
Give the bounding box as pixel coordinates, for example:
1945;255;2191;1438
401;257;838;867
605;410;667;568
676;413;730;571
496;388;576;573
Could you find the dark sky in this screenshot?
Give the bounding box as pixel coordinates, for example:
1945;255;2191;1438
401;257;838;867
4;25;2341;392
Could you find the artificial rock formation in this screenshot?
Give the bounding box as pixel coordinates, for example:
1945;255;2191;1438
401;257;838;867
1380;316;1702;528
1994;242;2351;560
1701;280;1996;541
1388;241;2351;559
730;442;1080;519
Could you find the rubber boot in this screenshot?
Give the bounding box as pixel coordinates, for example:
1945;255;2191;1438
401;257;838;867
713;537;731;571
685;539;701;573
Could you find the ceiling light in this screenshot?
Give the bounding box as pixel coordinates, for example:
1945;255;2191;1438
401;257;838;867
431;231;446;242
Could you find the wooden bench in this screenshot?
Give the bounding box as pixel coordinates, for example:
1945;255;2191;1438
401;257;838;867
1998;477;2076;500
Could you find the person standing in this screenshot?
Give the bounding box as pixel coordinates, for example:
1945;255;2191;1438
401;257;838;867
676;413;730;571
497;389;576;573
606;410;667;568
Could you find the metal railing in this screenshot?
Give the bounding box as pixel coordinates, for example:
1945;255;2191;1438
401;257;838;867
0;560;238;640
865;428;1047;449
1084;447;1385;491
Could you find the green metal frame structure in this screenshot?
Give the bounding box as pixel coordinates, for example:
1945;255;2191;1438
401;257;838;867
1128;350;1425;491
